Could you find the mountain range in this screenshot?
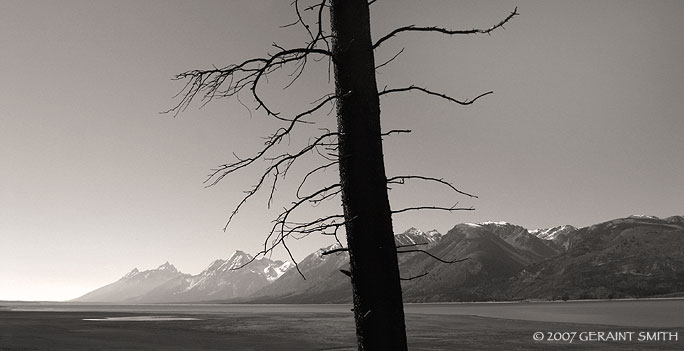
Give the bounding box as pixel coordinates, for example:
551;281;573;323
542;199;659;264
76;251;292;303
74;215;684;303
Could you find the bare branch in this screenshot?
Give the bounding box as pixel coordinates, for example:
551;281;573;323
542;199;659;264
395;242;428;249
267;167;279;209
293;0;315;42
217;132;339;232
397;249;471;264
392;204;474;215
296;161;338;200
381;129;411;137
204;95;339;190
162;2;349;278
164;47;331;119
286;0;332;86
165;1;510;292
380;85;493;106
400;272;429;281
264;181;343;255
271;213;344;244
250;48;332;118
387;175;477;199
373;7;519;49
322;247;349;256
281;238;305;278
375;47;405;70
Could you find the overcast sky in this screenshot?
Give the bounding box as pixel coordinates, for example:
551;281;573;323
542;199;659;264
2;0;683;301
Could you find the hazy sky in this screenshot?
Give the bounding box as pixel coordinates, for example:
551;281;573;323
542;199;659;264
2;0;683;301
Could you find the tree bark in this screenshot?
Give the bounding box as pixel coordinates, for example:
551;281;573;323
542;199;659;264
330;1;408;350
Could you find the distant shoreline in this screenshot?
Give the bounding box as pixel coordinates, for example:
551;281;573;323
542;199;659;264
4;295;684;305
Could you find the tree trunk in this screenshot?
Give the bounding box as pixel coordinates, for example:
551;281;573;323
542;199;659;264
330;1;408;350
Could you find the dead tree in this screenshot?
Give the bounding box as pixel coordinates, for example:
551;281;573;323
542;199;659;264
166;1;517;349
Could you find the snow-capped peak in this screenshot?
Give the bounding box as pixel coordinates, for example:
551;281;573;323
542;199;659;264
628;214;659;220
478;221;511;226
424;229;442;240
123;268;139;278
395;227;443;246
227;250;254;269
157;262;178;273
229;250;253;260
530;225;577;250
405;227;423;236
530;225;577;239
401;227;442;240
315;243;343;260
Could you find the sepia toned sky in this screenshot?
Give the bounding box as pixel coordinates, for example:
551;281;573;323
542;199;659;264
2;0;683;301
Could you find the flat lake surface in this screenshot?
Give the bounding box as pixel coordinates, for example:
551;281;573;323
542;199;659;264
2;299;683;350
5;298;684;327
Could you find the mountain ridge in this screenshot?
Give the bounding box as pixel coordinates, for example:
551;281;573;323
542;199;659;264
74;215;684;303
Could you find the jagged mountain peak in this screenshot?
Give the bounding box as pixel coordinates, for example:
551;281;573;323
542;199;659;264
396;227;442;246
530;225;578;251
76;215;684;304
404;227;423;235
123;268;139;279
227;250;254;268
229;250;253;260
156;261;178;273
530;225;577;238
511;215;684;300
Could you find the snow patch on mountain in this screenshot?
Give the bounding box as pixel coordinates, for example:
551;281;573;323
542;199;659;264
77;214;683;303
628;214;660;220
396;227;442;247
530;225;576;240
478;221;511;226
530;225;578;250
463;223;482;227
265;261;294;282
